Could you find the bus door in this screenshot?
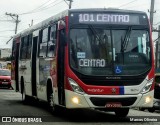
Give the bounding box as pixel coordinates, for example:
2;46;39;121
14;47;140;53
12;38;20;91
31;31;39;96
57;20;66;106
15;42;20;91
19;35;32;96
38;28;51;101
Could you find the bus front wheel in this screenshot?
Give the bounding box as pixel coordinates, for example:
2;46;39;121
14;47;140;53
115;108;129;117
148;108;155;113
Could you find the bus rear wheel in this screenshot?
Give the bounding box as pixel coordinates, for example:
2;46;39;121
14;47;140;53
115;108;129;117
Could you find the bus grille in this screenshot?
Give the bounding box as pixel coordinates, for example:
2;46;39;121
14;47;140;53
82;79;143;86
90;97;137;106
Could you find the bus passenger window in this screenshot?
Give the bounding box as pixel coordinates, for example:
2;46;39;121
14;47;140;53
47;40;56;57
20;36;28;59
39;28;49;58
26;34;32;59
39;42;47;57
47;25;57;58
50;25;57;40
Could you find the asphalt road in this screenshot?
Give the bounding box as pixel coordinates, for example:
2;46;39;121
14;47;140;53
0;88;160;125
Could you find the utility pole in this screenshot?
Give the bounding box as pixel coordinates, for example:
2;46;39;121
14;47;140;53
149;0;155;29
66;0;73;9
5;13;20;34
156;25;160;69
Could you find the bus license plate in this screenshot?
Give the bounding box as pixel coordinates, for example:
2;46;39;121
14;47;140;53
105;102;122;108
2;82;8;84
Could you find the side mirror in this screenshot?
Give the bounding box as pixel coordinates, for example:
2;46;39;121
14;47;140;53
58;20;67;46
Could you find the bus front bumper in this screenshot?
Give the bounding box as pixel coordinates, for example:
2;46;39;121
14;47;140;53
65;90;154;108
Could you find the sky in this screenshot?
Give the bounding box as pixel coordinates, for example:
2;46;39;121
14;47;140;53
0;0;159;48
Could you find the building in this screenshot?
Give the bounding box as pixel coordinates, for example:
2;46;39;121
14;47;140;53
0;48;11;59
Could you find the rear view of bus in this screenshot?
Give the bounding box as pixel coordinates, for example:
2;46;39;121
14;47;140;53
65;9;154;117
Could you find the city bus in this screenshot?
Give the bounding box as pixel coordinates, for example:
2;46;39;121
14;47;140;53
11;8;155;117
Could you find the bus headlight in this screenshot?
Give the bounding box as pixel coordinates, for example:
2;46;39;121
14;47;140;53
68;78;85;95
145;96;152;103
141;78;154;94
72;97;80;104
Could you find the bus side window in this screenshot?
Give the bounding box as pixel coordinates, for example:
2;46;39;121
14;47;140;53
47;25;57;57
20;36;28;60
39;28;48;58
20;35;31;60
26;34;32;59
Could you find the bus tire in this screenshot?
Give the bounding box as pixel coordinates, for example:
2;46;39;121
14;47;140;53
115;108;129;117
148;108;155;113
139;107;145;111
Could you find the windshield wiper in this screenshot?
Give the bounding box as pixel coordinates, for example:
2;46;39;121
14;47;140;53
88;25;104;44
121;26;132;52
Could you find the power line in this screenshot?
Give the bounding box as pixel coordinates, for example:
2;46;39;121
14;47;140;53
118;0;138;8
0;20;14;22
0;36;11;38
29;0;53;13
122;3;148;9
0;30;15;32
35;0;63;11
19;0;55;15
19;0;62;15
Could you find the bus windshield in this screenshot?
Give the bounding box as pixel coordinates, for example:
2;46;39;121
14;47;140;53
69;26;151;76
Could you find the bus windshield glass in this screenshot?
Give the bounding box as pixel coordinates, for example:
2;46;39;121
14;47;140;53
69;26;151;76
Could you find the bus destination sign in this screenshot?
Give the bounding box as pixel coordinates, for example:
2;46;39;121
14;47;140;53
70;13;147;25
79;14;130;23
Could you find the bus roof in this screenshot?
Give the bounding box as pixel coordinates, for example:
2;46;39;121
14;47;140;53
13;9;68;38
13;8;147;39
69;8;147;14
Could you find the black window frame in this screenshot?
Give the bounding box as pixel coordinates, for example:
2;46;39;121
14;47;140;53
38;24;57;58
47;24;57;58
20;34;32;60
39;27;49;58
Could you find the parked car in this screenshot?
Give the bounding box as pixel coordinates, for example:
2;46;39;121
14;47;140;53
0;69;12;89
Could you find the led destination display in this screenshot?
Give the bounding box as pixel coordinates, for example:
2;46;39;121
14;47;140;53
69;12;148;25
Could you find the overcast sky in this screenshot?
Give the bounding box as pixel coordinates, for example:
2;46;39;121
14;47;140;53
0;0;159;48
